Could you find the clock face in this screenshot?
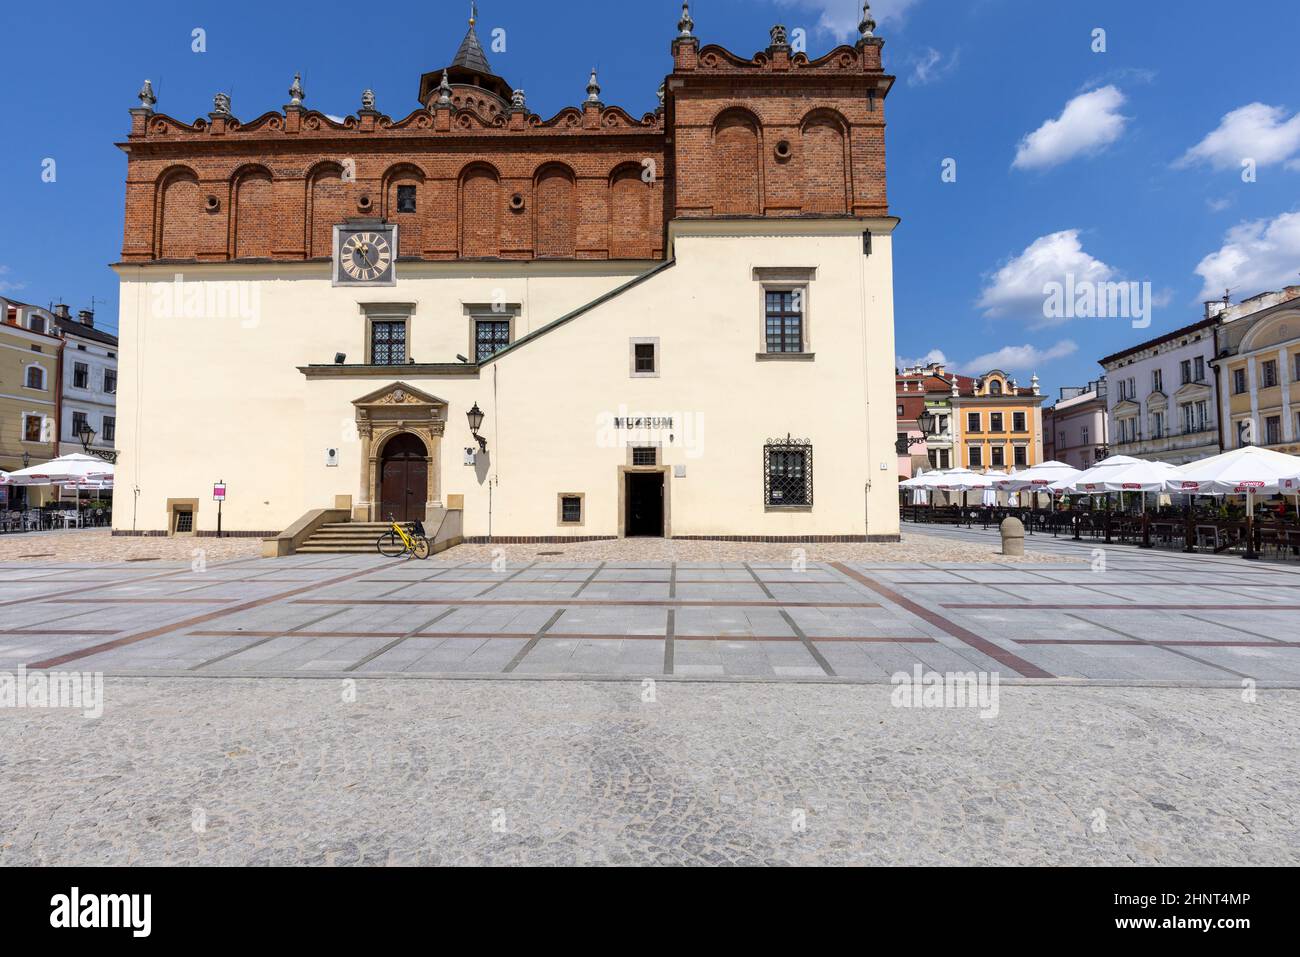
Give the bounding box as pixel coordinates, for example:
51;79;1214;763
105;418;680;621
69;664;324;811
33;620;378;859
333;226;397;286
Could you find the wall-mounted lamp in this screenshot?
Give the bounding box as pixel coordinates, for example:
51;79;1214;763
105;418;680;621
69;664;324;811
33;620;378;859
467;402;487;453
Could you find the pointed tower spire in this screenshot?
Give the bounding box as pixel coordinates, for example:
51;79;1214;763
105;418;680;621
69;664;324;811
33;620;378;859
452;2;493;75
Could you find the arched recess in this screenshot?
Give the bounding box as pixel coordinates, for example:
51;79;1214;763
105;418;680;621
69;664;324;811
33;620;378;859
383;163;427;257
534;162;576;258
459;162;500;258
155;166;202;260
711;107;762;215
231;165;275;259
799;109;851;214
306;162;349;259
609;162;652;259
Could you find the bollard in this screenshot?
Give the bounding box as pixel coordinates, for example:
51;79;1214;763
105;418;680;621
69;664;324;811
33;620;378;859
1000;517;1025;557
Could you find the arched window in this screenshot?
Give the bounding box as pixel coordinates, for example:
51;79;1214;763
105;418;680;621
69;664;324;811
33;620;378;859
25;365;45;390
989;380;1003;395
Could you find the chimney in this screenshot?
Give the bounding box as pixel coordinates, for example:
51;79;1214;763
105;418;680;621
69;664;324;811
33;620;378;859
78;309;95;328
1204;300;1227;320
53;303;71;319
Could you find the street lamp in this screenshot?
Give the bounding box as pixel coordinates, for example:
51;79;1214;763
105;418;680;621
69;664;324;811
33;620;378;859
897;410;939;455
22;452;30;468
77;421;119;464
466;402;487;453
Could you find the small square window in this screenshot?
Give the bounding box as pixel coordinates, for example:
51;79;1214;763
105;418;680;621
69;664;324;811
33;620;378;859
396;185;417;213
629;338;659;377
558;494;584;526
764;440;812;508
632;447;657;466
23;415;43;442
634;343;656;373
475;319;511;363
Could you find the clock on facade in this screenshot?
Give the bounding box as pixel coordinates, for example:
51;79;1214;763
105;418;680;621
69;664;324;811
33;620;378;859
332;223;398;287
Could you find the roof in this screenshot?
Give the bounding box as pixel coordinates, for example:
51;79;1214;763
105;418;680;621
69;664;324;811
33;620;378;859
54;315;119;348
452;21;493;75
1098;315;1218;366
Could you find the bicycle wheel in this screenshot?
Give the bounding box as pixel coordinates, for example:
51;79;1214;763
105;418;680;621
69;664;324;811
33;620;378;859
412;536;432;560
376;532;407;558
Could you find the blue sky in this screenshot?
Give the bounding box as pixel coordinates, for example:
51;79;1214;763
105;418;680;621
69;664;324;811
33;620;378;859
1;0;1298;398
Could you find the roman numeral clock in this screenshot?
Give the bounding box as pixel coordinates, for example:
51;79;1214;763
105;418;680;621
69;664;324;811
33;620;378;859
332;223;398;287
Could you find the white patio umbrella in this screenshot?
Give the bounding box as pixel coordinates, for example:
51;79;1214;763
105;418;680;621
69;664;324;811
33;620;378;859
1168;446;1300;559
1166;445;1300;496
980;470;1010;506
0;469;10;486
998;461;1082;493
3;453;114;486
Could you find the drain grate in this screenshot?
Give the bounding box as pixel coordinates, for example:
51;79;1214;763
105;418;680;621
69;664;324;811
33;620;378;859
127;557;162;562
18;554;55;559
536;551;564;556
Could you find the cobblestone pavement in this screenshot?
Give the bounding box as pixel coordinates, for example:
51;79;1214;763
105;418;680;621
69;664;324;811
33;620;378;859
0;529;263;563
2;526;1299;681
0;677;1294;865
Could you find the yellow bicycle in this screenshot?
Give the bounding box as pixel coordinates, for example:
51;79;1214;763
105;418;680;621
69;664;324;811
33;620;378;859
376;518;431;560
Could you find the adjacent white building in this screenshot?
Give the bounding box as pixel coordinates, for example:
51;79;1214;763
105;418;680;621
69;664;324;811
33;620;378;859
1099;313;1220;465
51;305;119;460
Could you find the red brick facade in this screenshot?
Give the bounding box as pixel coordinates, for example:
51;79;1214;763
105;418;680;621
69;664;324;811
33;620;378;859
118;27;892;264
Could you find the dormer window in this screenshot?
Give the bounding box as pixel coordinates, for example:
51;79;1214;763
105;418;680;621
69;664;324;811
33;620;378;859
988;379;1002;396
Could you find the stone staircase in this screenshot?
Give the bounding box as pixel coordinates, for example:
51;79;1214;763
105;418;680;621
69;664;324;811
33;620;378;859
295;522;393;555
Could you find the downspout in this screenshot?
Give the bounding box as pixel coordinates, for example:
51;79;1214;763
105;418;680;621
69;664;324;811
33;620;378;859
53;333;65;462
1211;325;1226;453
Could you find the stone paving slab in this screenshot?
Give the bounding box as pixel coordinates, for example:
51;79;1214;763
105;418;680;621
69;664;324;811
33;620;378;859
2;526;1299;684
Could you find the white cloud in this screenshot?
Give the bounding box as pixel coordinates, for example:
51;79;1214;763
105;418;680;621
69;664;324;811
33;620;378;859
1206;196;1233;213
1012;86;1129;171
1194;210;1300;300
908;47;959;87
1176;103;1300;171
977;230;1116;322
778;0;921;41
897;348;949;370
0;265;24;295
960;341;1078;375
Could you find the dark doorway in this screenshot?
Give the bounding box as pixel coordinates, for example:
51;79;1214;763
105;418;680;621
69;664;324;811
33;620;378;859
380;433;428;523
626;472;664;537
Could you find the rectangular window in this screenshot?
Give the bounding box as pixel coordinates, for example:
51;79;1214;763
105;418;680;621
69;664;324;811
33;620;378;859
991;446;1005;467
104;369;117;393
475;320;510;363
1295;354;1300;382
71;411;88;439
1081;426;1090;445
764;290;803;353
968;446;983;468
1196;401;1208;431
1233;368;1247;394
72;362;89;389
764;440;812;507
1238;420;1253;448
966;412;981;433
1266;415;1282;446
630;339;659;377
102;416;116;443
1152;369;1163;393
1262;360;1278;388
4;305;17;325
632;447;657;466
1152;411;1164;439
1180;360;1192;385
29;316;45;334
1012;411;1027;432
989;412;1004;433
1195;356;1206;382
1013;446;1027;467
25;366;43;390
897;404;905;417
396;185;417;213
23;415;43;442
370;320;407;365
559;495;583;525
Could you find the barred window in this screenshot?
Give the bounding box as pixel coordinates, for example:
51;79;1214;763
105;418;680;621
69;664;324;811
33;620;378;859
475;320;510;363
632;447;657;466
371;320;406;365
560;495;582;524
764;290;803;353
764;436;812;507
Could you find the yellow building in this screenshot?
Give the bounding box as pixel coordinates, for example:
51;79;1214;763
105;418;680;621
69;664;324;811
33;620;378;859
952;369;1046;472
1215;287;1300;455
1;297;63;505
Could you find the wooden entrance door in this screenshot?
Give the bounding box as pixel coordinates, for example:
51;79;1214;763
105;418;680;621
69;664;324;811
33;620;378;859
380;433;428;524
